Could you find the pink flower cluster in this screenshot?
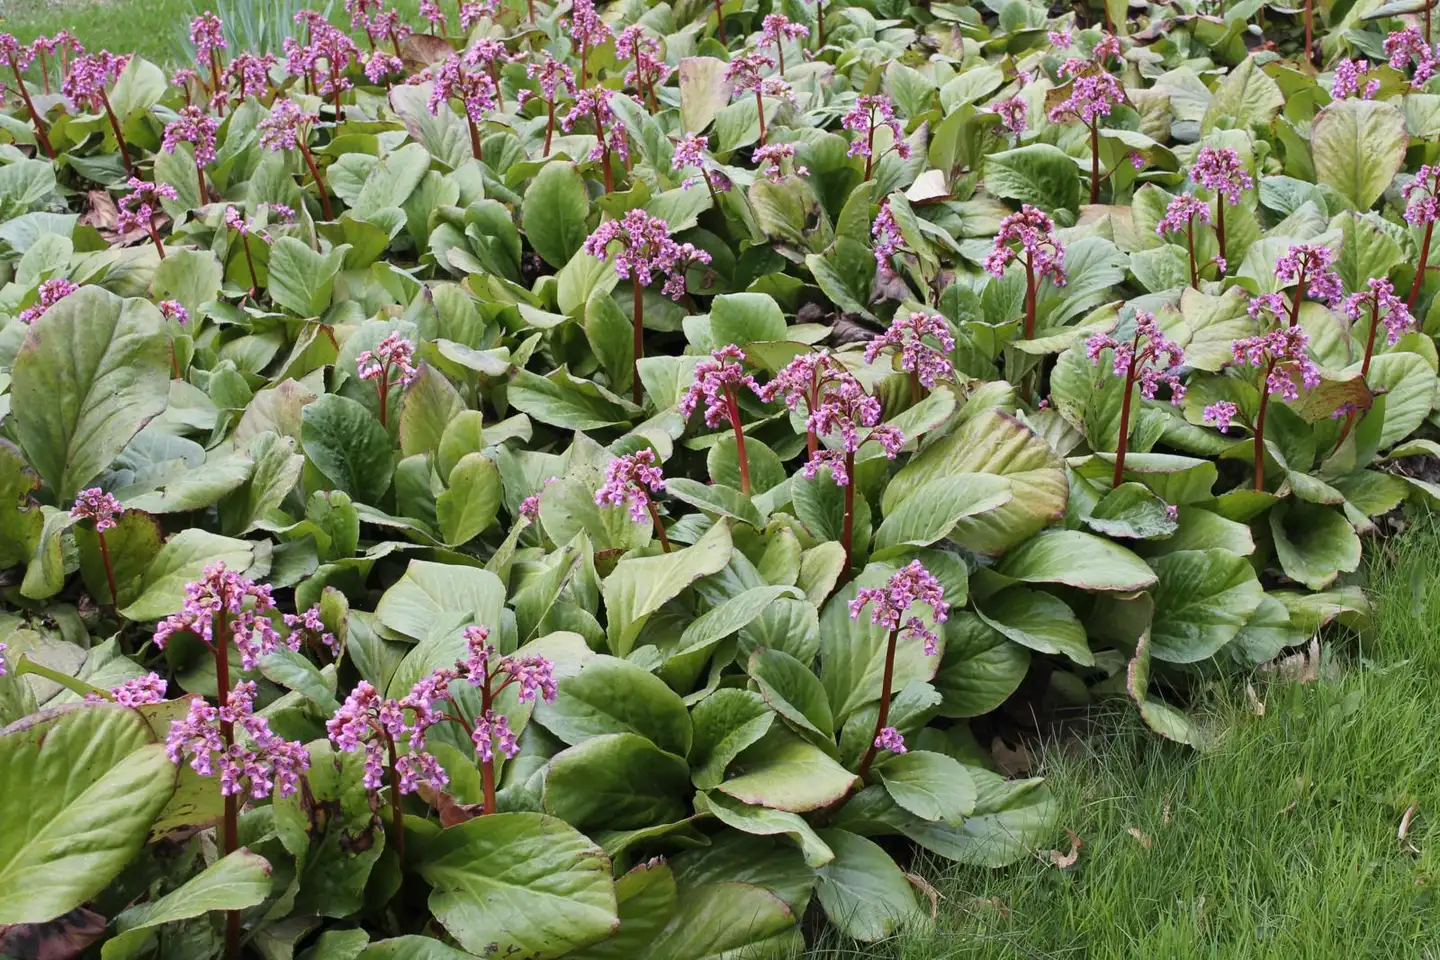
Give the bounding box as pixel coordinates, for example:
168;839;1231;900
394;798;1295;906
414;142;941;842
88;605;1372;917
842;95;910;161
561;87;630;164
1203;400;1239;433
680;345;762;428
1231;324;1321;402
1403;165;1440;226
1385;28;1440;86
753;142;808;181
430;56;499;122
757;349;846;413
864;311;957;388
328;680;449;793
519;476;561;520
356;333;419;388
596;449;666;523
1155;193;1211;236
872;200;903;276
167;681;310;798
154;563;295;671
1047;69;1124;126
62;51;128;111
71;488;123;531
763;13;810;46
18;278;79;325
983;204;1067;286
617;25;671;91
1084;310;1187;403
1274;243;1343;305
804;376;904;485
582;210;712;300
159;300;190;326
190;11;226;57
451;625;558;762
87;672;168;706
874;725;907;755
1341;277;1415;346
992;97;1027;136
569;0;613;55
259;98;317;151
725;50;776;94
1331;58;1379;99
117;178;178;234
849;559;950;656
673;133;731;192
527;54;576;103
162;106;220;168
284;605;340;657
1190;146;1252;204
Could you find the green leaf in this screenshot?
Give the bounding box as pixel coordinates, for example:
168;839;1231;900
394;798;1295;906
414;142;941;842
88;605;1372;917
997;529;1158;591
984;144;1080;215
508;368;639;430
376;560;506;642
542;733;691;830
813;829;921;942
123;452;255;514
220;432;304;535
534;655;693;756
584;291;634;396
696;792;834;868
1311;99;1407;211
567;859;676;960
1148;549;1265;663
819;572;943;722
644;882;799;959
417;812;619;959
709;293;787;348
1085;482;1180;539
975;586;1092;666
120;529;255;620
664;478;763;527
354;142;432;217
523;162;592;269
267;236;347;316
688;689;775;790
399;365;466;460
678;57;731;135
11;287;170;500
102;850;272;960
0;440;43;569
871;473;1013;557
747;647;834;740
151;249;223;318
1201;56;1283;133
358;937;476;960
717;730;857;812
602;521;732;657
1269;500;1362;591
259;648;339;713
437;453;502;546
877;750;977;824
0;706;175;923
886;769;1058;867
301;394;395;504
931;612;1031;718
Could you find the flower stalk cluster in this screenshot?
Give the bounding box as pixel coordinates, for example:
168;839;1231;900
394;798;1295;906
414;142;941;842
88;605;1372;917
1085;312;1187;485
680;346;763;494
356;332;419;428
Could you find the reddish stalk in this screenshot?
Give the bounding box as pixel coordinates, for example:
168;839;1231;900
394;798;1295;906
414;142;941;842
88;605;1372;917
5;53;56;160
299;142;334;220
646;501;671;552
97;530;119;606
1361;297;1381;379
1286;264;1306;327
544;98;556;153
632;282;645;405
816;0;825;48
1253;358;1276;491
854;628;898;781
1089;123;1100;205
1186;216;1198;287
377;377;391;428
1408;219;1433;310
841;450;855;572
196;165;209;206
527;0;535;22
1215;199;1227;268
862;106;876;181
1112;333;1139;487
714;0;727;41
385;736;406;861
725;388;752;495
1305;0;1314;63
239;234;258;299
330;63;344;122
147;221;166;259
98;90;135;177
755;88;767;147
214;612;240;960
38;49;50;94
467;116;483;160
1023;258;1037;339
209;49;225;117
480;684;497;816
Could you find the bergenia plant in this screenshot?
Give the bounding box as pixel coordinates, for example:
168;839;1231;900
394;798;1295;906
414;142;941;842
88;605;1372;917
1274;243;1343;324
864;310;956;398
1156;194;1212;287
1085;311;1187;485
356;332;419;427
61;51;134;175
616;25;668;112
1341;277;1415;379
1047;51;1125;204
18;278;78;324
1403;164;1440;308
259;97;333;220
0;33;56;158
561;87;627;192
843;94;909;181
190;10;228;113
117;178;178;258
527;54;577;154
70;488;123;604
674;132;733;203
429;56;499;160
1190;146;1253;273
569;0;612;85
759;348;848;454
761;14;810;76
725;51;780;147
984;204;1067;340
596;450;669;549
583;211;712;402
162;105;220;203
679;346;763;494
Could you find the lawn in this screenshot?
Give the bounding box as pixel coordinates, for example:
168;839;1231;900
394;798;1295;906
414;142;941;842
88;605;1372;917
1;0;194;63
812;520;1440;959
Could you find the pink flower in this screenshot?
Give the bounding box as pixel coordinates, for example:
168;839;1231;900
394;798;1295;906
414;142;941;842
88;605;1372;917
430;56;499;122
62;51;128;111
864;311;956;388
874;726;907;754
616;25;670;92
116;178;178;234
842;94;910;162
582;210;712;300
190;11;227;57
596;450;666;523
1084;310;1187;404
560;87;630;164
1385;28;1440;86
284;605;339;656
753;142;807;181
158;300;190;326
224;52;276;103
1190;146;1252;205
527;54;576;102
848;559;949;656
871;200;904;276
1274;243;1342;305
1340;277;1415;347
520;476;560;519
328;680;449;792
453;625;556;761
569;0;613;53
983;204;1067;286
1331;58;1380;99
18;278;79;325
1048;29;1073;47
1156;193;1211;236
992;97;1027;136
258;98;317;151
802;375;903;486
166;681;310;799
758;349;846;412
673;132;731;192
1230;323;1321;402
0;642;7;677
679;345;762;428
163;105;220;168
1203;400;1238;433
1403;165;1440;226
724;50;777;95
153;563;295;671
88;672;168;706
71;488;123;531
1047;68;1124;126
356;332;419;388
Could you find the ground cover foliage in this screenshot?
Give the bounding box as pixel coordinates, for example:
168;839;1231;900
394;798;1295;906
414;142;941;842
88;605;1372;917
0;0;1436;955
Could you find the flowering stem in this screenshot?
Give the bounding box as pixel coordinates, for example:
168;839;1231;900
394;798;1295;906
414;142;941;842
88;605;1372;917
1253;359;1275;492
646;501;671;552
385;735;406;862
331;65;344;123
209;49;225;117
239;233;258;300
817;1;826;48
1113;348;1137;488
480;684;497;816
147;222;166;259
726;388;752;495
1215;200;1227;268
855;628;898;782
6;54;56;160
1408;219;1433;310
467;116;483;160
863;112;875;181
1089;123;1100;205
99;92;135;178
97;531;119;607
580;41;589;88
1362;297;1380;379
841;450;855;574
714;0;727;42
755;89;767;147
1023;257;1037;339
299;142;334;221
1186;217;1198;287
777;45;786;78
377;377;390;428
196;165;209;206
632;282;645;405
1305;0;1314;62
1286;265;1306;328
389;28;402;57
213;611;240;960
545;99;556;154
527;0;535;22
38;49;49;94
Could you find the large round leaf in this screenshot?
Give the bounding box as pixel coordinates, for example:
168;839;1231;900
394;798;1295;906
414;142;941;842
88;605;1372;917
876;750;977;824
301;394;395;505
534;655;693;757
522;161;592;268
717;730;858;812
1148;549;1265;663
1311;98;1407;211
0;706;176;923
974;586;1093;667
11;287;170;500
813;829;922;942
871;473;1013;556
997;529;1158;592
417;812;619;959
931;612;1031;718
1269;500;1362;591
541;733;691;830
643;881;801;960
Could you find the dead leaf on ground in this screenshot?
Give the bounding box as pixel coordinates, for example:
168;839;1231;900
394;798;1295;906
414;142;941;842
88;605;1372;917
1400;803;1420;854
1162;798;1172;825
418;786;485;826
1278;800;1298;816
1264;637;1336;685
905;872;941;917
1246;682;1265;715
991;736;1033;777
1047;828;1082;869
1126;826;1153;850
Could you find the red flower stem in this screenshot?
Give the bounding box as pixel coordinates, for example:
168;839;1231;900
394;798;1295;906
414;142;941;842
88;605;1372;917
755;89;767;147
727;389;752;495
1408;219;1434;310
1306;0;1314;60
855;628;898;781
491;65;505;111
1186;217;1198;287
631;282;646;405
714;0;727;41
467;116;483;159
1089;122;1100;205
647;501;671;552
99;91;135;177
97;530;119;606
544;99;555;154
214;611;240;960
38;49;49;94
196;164;209;205
377;376;390;428
1113;340;1139;487
480;682;497;816
528;0;535;22
240;233;258;299
390;29;403;57
1362;297;1381;379
841;450;855;573
331;64;344;122
1286;265;1305;327
580;41;589;88
148;222;166;259
6;54;56;160
1215;199;1227;267
777;44;786;78
385;735;406;861
299;142;334;221
1253;358;1276;492
1023;257;1037;339
209;49;225;116
817;0;825;47
170;342;180;379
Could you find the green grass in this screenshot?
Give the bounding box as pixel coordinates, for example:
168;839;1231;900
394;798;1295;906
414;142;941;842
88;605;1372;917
812;521;1440;960
1;0;195;64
